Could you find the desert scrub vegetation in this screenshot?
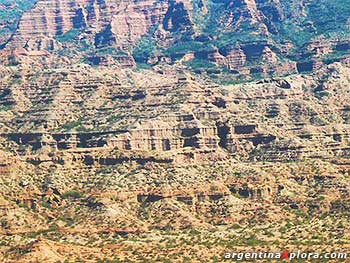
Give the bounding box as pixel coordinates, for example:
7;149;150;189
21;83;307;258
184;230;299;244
62;190;84;199
56;29;81;43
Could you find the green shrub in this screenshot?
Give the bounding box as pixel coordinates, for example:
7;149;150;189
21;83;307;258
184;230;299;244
185;58;216;70
0;105;13;111
61;120;83;131
56;29;80;42
133;37;157;63
62;190;84;199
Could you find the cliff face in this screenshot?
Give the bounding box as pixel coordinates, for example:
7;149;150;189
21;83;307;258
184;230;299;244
2;0;350;78
223;0;284;34
0;0;36;47
1;61;350;162
8;0;101;49
7;0;194;49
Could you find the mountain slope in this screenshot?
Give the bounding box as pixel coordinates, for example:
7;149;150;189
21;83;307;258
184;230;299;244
1;0;350;80
0;0;36;47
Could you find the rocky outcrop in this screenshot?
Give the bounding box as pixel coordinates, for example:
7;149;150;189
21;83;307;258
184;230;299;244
225;46;247;70
1;62;350;164
6;0;195;50
202;43;296;77
163;0;193;33
8;0;90;50
224;0;284;35
2;0;350;79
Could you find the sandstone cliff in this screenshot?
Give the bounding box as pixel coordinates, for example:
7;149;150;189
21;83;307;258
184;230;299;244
2;0;350;78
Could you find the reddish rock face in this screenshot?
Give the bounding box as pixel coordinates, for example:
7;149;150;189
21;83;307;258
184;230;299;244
226;47;247;70
7;0;195;51
2;0;350;79
224;0;284;34
9;0;89;49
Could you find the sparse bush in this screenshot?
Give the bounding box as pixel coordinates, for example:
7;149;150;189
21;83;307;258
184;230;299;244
62;190;84;199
